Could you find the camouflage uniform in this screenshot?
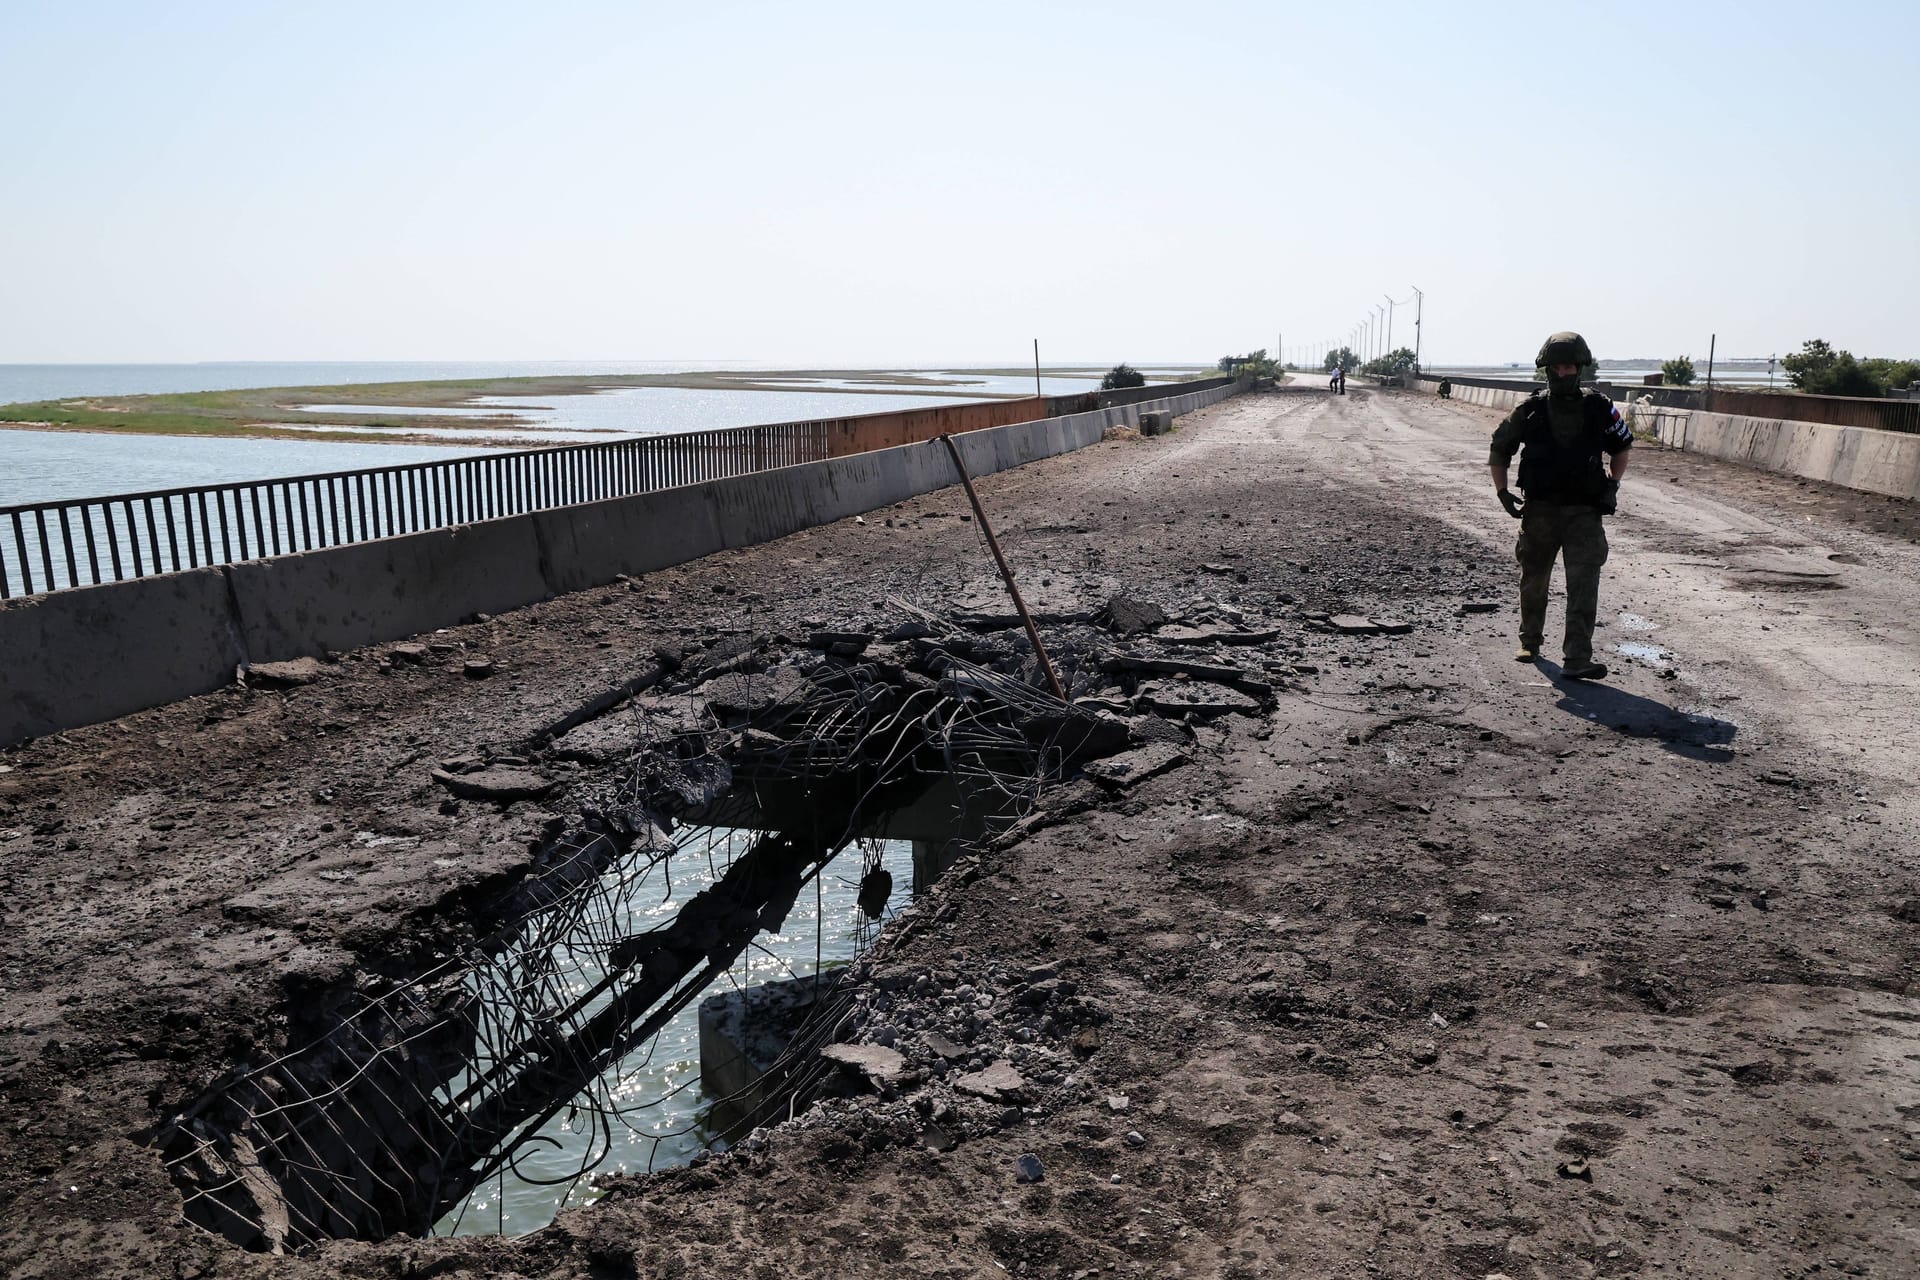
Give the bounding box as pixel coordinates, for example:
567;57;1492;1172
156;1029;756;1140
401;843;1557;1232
1489;333;1632;669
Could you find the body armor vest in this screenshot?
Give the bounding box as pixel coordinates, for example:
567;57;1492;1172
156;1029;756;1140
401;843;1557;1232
1514;390;1614;504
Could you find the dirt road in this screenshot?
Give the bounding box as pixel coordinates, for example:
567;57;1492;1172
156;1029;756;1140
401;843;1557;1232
2;385;1916;1278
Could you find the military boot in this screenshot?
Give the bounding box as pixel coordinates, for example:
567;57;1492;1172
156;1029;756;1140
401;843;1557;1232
1562;660;1608;681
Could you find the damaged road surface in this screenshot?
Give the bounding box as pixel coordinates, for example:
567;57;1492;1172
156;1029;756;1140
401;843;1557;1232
3;385;1919;1279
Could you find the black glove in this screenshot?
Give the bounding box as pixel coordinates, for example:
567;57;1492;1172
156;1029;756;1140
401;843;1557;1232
1497;488;1525;519
1596;478;1619;516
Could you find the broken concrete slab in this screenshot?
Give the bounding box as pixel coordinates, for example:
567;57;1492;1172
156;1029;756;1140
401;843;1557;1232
819;1042;908;1085
923;1032;968;1061
244;657;327;688
548;717;642;765
1135;680;1264;718
1327;615;1383;635
698;665;813;719
953;1060;1028;1101
1156;625;1282;645
1101;654;1271;694
807;631;873;658
429;767;558;803
1100;595;1167;637
1012;708;1131;765
1083;742;1190;790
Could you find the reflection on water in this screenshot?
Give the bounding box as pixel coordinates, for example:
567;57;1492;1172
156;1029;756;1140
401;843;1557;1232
0;365;1194;510
435;829;912;1238
0;428;481;509
0;381;1088;509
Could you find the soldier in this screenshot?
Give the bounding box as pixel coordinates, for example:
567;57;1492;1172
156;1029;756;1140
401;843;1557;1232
1487;332;1633;680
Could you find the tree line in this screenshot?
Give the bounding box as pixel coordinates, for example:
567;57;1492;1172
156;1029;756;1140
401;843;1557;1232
1660;341;1918;397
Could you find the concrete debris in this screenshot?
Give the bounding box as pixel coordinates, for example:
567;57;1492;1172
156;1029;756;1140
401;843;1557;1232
923;1032;968;1061
953;1061;1027;1102
462;656;496;679
1101;653;1270;693
1082;743;1190;790
1139;410;1173;436
1134;680;1263;718
244;658;326;689
547;718;641;765
952;609;1093;633
429;767;558;803
1099;595;1167;637
1327;615;1383;635
1155;625;1282;645
699;666;813;719
808;631;873;658
1128;714;1191;747
819;1043;908;1086
388;643;429;664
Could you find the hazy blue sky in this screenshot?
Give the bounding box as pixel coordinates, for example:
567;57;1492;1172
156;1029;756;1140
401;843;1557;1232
2;0;1915;365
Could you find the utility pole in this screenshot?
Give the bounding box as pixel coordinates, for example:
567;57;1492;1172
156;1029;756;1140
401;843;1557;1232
1705;333;1716;397
1410;285;1423;372
1375;304;1386;363
1383;294;1395;360
1033;339;1042;400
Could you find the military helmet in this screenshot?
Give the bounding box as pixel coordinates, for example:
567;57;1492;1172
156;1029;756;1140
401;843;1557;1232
1535;331;1594;368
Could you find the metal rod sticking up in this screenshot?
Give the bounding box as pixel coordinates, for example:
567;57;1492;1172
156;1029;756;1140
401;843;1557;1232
936;433;1068;702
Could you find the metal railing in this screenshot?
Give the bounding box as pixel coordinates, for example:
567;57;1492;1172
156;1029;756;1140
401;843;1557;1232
1;425;835;598
1693;386;1920;435
1416;376;1920;436
0;381;1232;600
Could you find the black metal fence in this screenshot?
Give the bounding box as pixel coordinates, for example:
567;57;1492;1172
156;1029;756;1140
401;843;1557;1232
0;422;835;599
0;379;1238;600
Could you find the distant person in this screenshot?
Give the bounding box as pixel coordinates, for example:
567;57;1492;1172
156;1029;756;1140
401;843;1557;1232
1487;331;1632;681
1329;364;1346;395
1437;377;1453;399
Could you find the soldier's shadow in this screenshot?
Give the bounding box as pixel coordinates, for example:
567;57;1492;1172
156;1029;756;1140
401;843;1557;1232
1536;661;1738;763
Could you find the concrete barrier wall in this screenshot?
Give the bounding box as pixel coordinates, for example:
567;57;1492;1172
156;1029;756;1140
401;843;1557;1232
1411;375;1920;500
0;381;1240;744
0;568;245;742
1647;405;1920;501
1416;377;1535;413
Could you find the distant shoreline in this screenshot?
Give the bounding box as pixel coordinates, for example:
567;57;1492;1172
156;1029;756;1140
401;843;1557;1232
0;367;1165;445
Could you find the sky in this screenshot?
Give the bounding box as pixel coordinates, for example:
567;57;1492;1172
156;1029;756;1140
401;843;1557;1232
2;0;1916;367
